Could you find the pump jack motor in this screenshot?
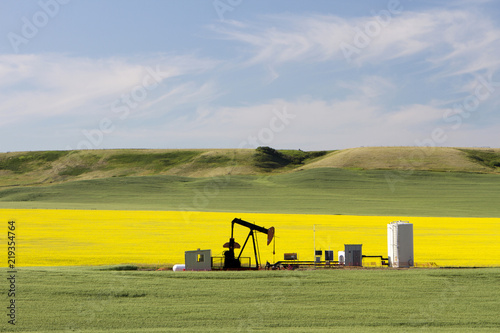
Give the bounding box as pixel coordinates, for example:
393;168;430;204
223;218;275;269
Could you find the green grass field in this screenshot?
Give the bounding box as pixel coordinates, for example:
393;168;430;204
1;168;499;217
1;147;499;217
2;267;499;332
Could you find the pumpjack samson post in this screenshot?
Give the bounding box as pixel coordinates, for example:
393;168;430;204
223;218;275;269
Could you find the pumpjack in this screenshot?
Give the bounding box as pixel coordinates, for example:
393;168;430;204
223;218;275;269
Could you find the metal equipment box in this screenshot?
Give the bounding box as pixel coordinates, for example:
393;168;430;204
185;249;212;271
315;250;322;263
344;244;362;266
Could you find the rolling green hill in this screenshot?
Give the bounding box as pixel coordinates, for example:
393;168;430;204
0;146;499;186
0;147;330;186
302;146;500;172
1;146;499;216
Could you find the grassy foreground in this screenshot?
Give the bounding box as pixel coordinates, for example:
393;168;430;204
2;267;499;332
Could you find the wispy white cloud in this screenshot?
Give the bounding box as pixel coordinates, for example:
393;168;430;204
0;53;218;127
386;104;445;128
17;92;492;151
2;4;499;152
212;9;500;78
338;76;396;99
210;14;352;65
133;81;222;120
140;97;448;150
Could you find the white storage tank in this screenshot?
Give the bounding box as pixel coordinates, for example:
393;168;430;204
387;221;414;268
172;264;185;271
338;251;345;265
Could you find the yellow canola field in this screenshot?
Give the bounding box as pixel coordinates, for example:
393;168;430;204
1;209;499;267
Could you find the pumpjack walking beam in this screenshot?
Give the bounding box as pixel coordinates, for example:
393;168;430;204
223;218;275;269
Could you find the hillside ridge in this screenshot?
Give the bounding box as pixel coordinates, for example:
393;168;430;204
0;146;499;187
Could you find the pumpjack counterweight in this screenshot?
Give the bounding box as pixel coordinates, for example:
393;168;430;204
223;218;274;269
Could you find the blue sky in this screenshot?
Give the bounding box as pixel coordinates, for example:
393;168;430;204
1;0;500;152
